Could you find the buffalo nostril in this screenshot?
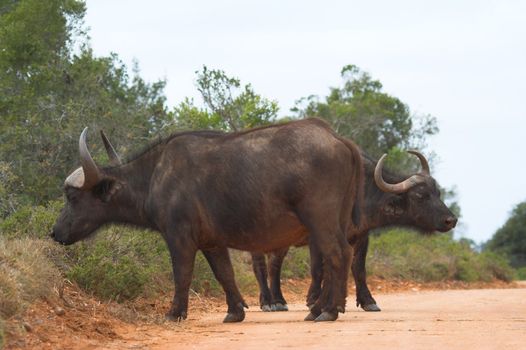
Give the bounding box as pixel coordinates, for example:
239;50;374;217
445;216;457;228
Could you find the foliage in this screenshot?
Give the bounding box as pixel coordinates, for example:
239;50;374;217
292;64;438;165
173;66;279;131
280;247;311;279
367;229;514;282
0;0;172;206
0;161;20;218
485;201;526;268
516;267;526;280
192;250;258;297
64;227;172;302
0;200;62;239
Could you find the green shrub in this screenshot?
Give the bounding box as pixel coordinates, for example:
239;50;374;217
516;267;526;280
191;250;258;297
65;226;172;301
190;252;223;296
231;251;258;295
68;245;148;301
367;229;514;282
281;247;310;279
476;251;515;282
0;200;62;239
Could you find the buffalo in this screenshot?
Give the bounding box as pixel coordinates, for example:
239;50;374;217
51;119;364;322
251;150;457;319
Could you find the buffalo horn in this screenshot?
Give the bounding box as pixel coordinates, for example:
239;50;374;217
407;150;430;175
79;127;102;190
374;152;429;194
100;130;122;166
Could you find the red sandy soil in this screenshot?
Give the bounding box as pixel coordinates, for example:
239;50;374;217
3;279;524;350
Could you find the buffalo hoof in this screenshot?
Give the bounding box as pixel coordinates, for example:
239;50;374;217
362;304;381;312
165;311;187;322
223;311;245;323
261;304;272;312
304;312;317;321
271;303;288;312
314;311;338;322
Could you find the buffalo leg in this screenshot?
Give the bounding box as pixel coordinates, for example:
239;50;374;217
312;236;351;322
351;235;381;311
268;247;289;311
204;247;248;322
299;210;350;322
251;252;273;311
304;245;323;321
164;230;197;321
305;247;322;310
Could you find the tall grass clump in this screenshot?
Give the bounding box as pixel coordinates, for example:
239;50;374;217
0;318;4;349
0;237;63;319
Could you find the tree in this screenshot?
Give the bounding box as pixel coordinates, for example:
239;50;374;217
173;66;279;131
486;201;526;268
292;64;438;172
0;0;172;207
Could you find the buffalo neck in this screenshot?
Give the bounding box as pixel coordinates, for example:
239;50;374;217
103;144;164;231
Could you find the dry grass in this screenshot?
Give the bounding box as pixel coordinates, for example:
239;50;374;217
0;237;63;319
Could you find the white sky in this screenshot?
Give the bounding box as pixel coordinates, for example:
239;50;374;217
85;0;526;243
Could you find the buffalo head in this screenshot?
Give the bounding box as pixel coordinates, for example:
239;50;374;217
374;151;457;233
51;128;123;245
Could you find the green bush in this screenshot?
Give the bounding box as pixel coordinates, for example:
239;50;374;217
68;244;148;301
515;267;526;280
476;251;515;282
281;247;310;279
190;252;223;296
231;251;258;295
367;229;514;282
191;250;258;297
0;200;62;239
65;226;172;301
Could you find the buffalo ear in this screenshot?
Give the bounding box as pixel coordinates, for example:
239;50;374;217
93;179;122;203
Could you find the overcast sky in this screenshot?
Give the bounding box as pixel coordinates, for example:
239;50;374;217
85;0;526;243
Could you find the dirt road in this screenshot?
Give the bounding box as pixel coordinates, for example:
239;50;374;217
99;287;525;350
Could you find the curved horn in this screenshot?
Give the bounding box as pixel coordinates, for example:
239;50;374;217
100;130;122;166
79;127;102;190
408;150;430;175
374;153;426;194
